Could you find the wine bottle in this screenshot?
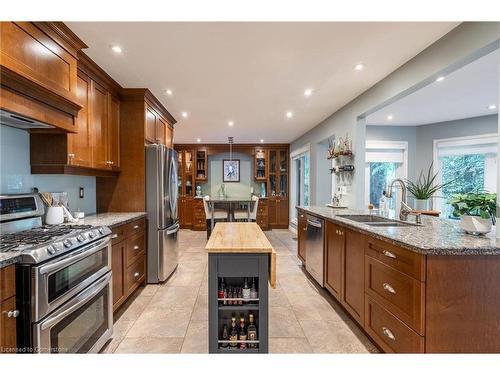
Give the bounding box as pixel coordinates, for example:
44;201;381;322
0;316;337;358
238;317;247;349
221;323;229;348
242;278;251;303
229;317;238;349
247;313;257;349
250;278;258;299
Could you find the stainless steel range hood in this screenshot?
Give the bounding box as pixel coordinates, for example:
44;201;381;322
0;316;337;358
0;109;55;130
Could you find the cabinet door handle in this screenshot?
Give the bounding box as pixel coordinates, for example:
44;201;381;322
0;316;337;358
7;310;20;318
382;250;397;259
134;272;140;278
382;282;396;294
133;225;140;229
382;327;396;341
133;245;140;250
111;234;118;239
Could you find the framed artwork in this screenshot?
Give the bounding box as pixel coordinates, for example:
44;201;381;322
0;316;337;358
223;159;240;182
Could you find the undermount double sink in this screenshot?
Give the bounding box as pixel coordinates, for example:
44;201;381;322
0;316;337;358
337;214;420;227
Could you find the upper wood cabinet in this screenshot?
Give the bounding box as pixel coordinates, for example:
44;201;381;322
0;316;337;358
0;22;87;131
145;103;174;146
31;53;122;176
96;89;176;213
68;71;92;167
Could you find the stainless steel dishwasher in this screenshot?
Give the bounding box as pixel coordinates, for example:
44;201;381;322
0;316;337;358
305;214;324;286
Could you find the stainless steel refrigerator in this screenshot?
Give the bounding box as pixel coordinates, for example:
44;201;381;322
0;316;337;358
146;144;179;283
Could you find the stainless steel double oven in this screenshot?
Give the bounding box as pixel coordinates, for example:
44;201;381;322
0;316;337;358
17;236;113;353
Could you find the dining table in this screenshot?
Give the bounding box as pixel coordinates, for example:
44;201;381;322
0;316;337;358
207;196;254;230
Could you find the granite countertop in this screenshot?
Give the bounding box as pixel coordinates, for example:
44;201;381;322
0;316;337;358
297;206;500;256
0;212;147;268
75;212;147;228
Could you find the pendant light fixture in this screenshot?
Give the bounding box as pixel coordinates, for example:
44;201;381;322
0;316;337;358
228;136;234;161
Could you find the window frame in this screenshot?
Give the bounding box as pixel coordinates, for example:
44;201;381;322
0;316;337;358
290;144;311;227
365;141;408;208
433;133;498;214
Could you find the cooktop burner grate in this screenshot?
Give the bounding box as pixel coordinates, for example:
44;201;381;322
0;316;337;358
0;224;93;252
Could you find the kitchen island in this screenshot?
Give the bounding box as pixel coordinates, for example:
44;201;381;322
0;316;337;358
297;206;500;353
205;223;276;353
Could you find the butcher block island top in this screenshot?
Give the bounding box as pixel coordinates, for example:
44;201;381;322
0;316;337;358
205;222;276;288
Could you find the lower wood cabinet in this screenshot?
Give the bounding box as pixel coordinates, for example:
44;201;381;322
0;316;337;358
340;228;365;326
111;218;146;312
256;199;269;230
325;221;343;300
0;265;17;354
192;199;207;231
268;198;289;228
297;211;307;262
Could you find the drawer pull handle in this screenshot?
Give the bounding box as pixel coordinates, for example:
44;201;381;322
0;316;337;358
133;245;140;250
382;250;397;259
111;234;118;239
382;282;396;294
382;327;395;341
7;310;20;318
133;225;140;229
134;272;140;278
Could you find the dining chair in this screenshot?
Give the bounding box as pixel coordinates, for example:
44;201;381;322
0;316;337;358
233;195;259;222
203;195;229;239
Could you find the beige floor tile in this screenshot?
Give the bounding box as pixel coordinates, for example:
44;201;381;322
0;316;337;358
136;284;161;297
269;306;305;338
164;263;205;287
149;286;198;309
100;336;124;353
179;252;208;264
299;320;373;353
269;338;313;353
115;294;154;322
126;312;191;338
181;320;208;353
115;337;183;353
269;287;291;307
191;293;208;321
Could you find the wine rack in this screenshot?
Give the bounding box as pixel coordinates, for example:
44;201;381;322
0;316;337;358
208;254;269;353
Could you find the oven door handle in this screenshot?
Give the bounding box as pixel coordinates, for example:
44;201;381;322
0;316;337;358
40;272;112;330
38;237;110;276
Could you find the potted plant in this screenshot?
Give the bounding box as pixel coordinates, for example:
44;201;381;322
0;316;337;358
405;163;451;210
448;191;497;235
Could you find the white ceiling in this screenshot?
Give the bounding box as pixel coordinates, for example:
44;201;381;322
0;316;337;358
366;49;499;126
67;22;458;143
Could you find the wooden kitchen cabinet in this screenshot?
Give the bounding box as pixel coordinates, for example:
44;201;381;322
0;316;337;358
145;104;173;146
297;210;307;262
341;228;365;326
110;218;146;312
68;71;92;167
1;265;17;354
0;22;86;132
30;52;121;177
256;199;269;231
91;80;109;169
325;221;343;300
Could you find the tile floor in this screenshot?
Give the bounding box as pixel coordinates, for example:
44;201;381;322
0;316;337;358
102;229;378;354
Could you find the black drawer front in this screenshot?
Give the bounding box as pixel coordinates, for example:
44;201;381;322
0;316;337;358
216;254;261;277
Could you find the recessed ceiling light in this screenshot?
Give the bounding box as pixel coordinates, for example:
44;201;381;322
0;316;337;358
436;76;445;82
181;112;188;118
488;104;497;110
196;138;201;143
166;89;173;96
353;63;365;71
111;45;122;54
260;139;264;143
228;121;234;127
304;89;313;97
286;111;293;119
387;115;393;120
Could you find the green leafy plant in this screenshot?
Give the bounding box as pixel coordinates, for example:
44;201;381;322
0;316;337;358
404;163;451;200
448;191;496;222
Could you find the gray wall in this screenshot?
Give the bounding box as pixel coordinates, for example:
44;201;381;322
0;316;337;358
0;125;97;214
415;114;498;174
290;22;500;214
202;152;261;197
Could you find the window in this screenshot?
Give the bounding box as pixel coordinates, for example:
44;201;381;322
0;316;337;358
365;141;408;210
434;134;497;218
290;146;310;225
